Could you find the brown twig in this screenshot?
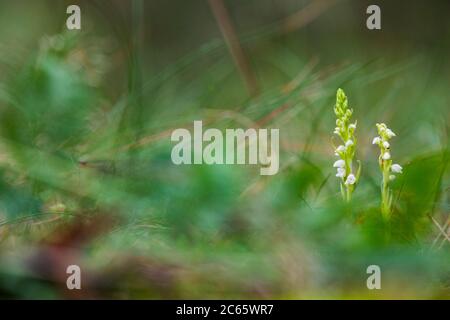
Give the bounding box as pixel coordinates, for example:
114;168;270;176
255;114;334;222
429;214;450;250
283;0;339;33
208;0;259;97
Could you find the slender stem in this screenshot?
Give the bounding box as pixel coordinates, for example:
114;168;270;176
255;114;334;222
381;164;390;219
346;185;352;202
344;157;352;202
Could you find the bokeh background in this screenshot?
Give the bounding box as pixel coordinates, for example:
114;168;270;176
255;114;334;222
0;0;448;299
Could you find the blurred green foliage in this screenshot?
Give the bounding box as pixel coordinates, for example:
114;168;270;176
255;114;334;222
0;0;448;299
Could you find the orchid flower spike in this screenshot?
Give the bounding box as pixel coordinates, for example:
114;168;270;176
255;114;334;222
332;89;361;202
373;123;402;219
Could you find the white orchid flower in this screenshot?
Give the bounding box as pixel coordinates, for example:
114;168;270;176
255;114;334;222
382;152;391;160
382;141;390;149
333;159;345;168
345;174;356;185
345;140;354;147
372;137;381;145
336;167;346;178
391;164;402;173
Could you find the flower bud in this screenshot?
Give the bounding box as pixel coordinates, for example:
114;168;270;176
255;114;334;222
386;128;396;138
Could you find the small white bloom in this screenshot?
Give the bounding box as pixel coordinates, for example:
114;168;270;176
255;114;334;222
391;164;402;173
345;140;354;147
345;174;356;185
333;127;340;134
389;175;396;181
382;141;390;149
372;137;381;145
349;123;357;130
333;159;345;168
336;167;346;178
336;145;346;153
382;152;391;160
386;128;396;138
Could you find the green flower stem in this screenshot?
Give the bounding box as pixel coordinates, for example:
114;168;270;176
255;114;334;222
346;183;353;202
381;162;390;219
345;159;352;201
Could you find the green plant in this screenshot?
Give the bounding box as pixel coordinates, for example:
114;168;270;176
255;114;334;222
373;123;403;219
332;88;361;202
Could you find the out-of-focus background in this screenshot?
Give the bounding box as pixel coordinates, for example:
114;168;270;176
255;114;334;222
0;0;448;299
